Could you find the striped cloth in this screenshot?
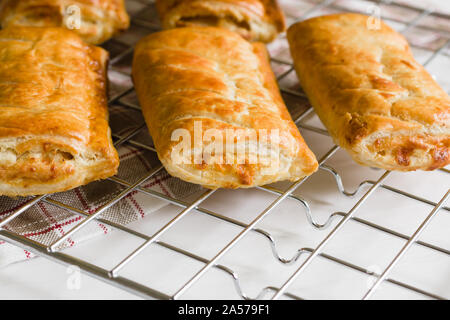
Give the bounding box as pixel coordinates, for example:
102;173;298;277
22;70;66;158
0;101;202;267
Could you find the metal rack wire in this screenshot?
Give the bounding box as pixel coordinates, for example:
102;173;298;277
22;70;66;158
0;0;449;300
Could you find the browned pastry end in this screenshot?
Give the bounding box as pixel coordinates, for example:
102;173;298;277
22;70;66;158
133;27;318;189
155;0;286;43
288;13;450;171
0;27;119;196
0;0;130;44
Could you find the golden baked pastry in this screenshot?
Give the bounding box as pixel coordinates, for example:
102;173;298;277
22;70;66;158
0;27;119;197
155;0;286;43
0;0;130;44
133;27;318;189
288;13;450;171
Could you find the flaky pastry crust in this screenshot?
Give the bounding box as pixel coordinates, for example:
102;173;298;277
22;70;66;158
0;0;130;44
288;14;450;171
0;27;119;196
133;27;318;189
155;0;285;43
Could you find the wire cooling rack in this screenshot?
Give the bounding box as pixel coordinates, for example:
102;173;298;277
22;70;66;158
0;0;449;300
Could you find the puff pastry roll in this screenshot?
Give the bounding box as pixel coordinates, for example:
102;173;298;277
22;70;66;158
0;0;130;44
155;0;286;43
0;27;119;196
288;14;450;171
133;27;318;189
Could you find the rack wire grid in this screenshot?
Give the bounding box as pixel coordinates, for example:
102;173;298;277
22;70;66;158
0;0;449;300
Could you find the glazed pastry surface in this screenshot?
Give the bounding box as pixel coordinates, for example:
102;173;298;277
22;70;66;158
0;27;119;196
288;13;450;171
0;0;130;44
155;0;285;42
133;27;318;188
